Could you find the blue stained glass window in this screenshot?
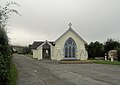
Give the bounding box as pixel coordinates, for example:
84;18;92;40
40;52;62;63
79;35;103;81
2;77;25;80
65;47;68;58
72;47;75;57
68;38;72;44
64;38;76;58
69;46;71;57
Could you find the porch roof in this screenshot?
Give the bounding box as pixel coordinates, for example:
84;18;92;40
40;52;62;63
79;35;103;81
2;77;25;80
31;41;55;49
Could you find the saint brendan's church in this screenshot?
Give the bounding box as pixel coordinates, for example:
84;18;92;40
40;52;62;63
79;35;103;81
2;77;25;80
31;23;88;60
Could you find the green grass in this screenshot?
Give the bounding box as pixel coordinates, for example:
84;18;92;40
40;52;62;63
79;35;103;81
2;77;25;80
93;60;120;65
10;62;18;85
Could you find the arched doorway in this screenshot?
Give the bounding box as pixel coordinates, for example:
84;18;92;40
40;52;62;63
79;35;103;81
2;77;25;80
64;37;76;58
42;42;51;59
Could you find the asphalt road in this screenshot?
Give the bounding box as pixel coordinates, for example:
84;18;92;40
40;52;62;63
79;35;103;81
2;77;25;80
13;54;120;85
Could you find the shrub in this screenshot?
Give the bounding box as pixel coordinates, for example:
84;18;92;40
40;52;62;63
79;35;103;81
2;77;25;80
0;28;11;85
0;2;19;85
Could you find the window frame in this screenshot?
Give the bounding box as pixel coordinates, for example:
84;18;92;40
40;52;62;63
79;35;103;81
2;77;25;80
64;37;77;59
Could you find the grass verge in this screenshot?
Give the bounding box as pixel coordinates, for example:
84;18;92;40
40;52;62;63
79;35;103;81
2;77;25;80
93;60;120;65
10;62;18;85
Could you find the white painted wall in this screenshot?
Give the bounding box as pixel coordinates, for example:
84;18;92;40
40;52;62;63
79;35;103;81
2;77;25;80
52;30;88;60
33;50;38;58
33;29;88;60
32;47;42;60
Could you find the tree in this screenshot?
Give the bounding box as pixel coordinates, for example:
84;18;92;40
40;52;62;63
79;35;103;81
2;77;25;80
0;2;19;85
104;38;120;61
104;38;120;53
22;46;31;54
115;47;120;61
86;41;104;58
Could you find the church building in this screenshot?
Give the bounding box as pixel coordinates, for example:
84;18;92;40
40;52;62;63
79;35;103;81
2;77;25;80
31;23;88;60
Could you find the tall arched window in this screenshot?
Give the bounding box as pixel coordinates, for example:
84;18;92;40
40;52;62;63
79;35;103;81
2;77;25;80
64;37;76;58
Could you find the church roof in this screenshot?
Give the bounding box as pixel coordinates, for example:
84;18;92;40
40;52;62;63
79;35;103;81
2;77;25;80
31;42;44;49
55;27;87;44
31;41;55;49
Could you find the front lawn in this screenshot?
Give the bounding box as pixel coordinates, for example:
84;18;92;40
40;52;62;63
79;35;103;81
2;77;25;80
93;60;120;65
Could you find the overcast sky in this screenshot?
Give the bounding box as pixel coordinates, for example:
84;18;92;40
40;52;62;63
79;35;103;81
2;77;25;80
1;0;120;46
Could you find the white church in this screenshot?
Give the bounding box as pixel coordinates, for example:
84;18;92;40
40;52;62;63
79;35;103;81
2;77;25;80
31;23;88;60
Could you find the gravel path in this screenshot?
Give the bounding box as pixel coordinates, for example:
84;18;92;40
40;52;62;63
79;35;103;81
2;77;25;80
13;54;120;85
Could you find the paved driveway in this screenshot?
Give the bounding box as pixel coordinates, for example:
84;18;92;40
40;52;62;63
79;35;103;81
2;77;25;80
13;54;120;85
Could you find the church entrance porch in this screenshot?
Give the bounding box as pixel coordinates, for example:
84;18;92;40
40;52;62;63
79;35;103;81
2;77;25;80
42;42;51;59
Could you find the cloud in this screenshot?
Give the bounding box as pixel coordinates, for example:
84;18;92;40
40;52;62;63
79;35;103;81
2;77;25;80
7;0;120;46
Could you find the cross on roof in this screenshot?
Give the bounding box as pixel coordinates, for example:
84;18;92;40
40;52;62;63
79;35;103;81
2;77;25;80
68;22;72;28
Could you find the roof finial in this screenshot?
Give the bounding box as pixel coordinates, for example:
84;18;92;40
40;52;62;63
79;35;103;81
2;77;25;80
68;22;72;28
